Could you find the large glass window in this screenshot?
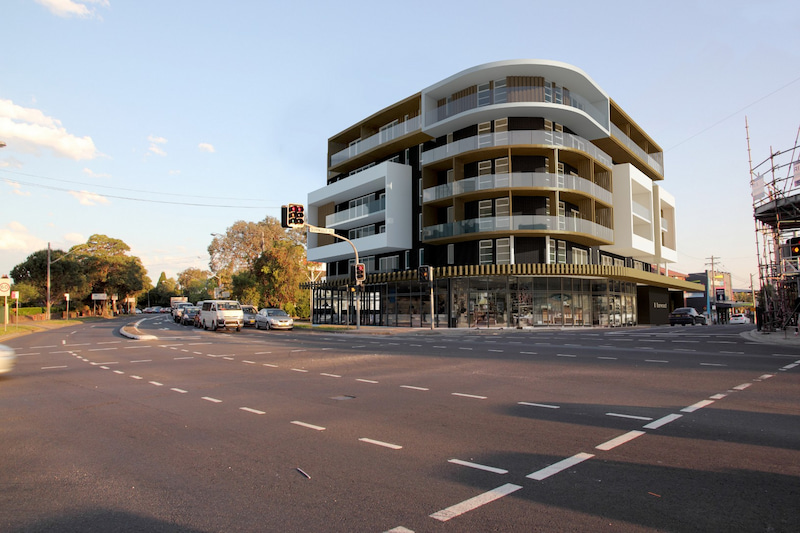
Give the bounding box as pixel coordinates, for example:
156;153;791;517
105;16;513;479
479;240;493;265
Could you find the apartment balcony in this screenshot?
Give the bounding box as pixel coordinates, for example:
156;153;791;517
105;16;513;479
420;129;612;168
610;123;664;176
330;115;422;168
423;215;613;243
326;197;386;230
423;171;612;205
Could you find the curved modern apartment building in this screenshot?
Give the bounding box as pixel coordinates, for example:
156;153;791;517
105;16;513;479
306;60;701;328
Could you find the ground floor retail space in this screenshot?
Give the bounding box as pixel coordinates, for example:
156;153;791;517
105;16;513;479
310;276;668;329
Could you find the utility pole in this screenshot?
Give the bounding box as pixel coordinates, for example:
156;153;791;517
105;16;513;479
705;255;719;324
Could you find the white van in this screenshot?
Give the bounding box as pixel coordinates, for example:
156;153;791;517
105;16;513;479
199;300;244;332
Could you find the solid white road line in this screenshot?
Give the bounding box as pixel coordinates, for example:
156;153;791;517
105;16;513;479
596;430;645;451
430;483;523;522
643;413;682;429
359;438;402;450
291;421;326;431
518;402;559;409
527;453;594;481
448;459;508;474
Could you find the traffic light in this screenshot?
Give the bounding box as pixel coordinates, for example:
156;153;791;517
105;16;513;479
418;265;432;283
789;237;800;257
281;204;305;228
355;262;366;283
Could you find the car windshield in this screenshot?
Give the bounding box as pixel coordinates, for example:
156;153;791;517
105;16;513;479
219;302;241;310
242;306;257;314
268;310;288;317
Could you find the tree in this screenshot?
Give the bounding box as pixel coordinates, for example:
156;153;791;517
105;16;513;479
208;216;304;284
10;248;86;306
252;239;307;309
177;267;213;303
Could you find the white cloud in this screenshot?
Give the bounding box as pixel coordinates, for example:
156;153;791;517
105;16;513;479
147;135;167;156
0;221;46;252
83;167;111;178
35;0;109;19
0;99;100;160
4;179;31;197
198;142;215;153
169;170;181;175
69;190;110;206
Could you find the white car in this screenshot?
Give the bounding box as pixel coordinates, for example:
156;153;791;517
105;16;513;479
729;313;750;324
0;344;16;375
199;300;244;331
255;308;294;330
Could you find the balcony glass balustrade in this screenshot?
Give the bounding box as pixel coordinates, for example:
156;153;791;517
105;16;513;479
423;171;612;205
423;215;613;242
326;197;386;227
610;123;664;175
420;130;612;167
331;115;421;167
428;83;606;127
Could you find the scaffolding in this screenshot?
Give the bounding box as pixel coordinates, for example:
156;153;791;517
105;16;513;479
749;119;800;331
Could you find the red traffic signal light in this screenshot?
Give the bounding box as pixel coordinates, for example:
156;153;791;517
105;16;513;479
355;262;366;283
281;204;305;228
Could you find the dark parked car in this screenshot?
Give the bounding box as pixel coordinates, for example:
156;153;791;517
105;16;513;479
669;307;706;326
180;306;200;326
241;305;258;327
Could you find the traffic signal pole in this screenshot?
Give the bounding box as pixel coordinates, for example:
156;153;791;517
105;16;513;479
306;223;361;330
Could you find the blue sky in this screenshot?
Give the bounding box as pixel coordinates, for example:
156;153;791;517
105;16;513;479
1;0;798;290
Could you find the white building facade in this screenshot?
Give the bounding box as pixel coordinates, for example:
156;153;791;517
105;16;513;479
306;60;699;328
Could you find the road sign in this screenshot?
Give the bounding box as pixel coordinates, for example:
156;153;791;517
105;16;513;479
0;277;10;297
308;225;335;235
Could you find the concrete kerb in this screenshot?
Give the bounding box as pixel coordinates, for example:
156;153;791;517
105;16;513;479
743;327;800;346
119;318;158;341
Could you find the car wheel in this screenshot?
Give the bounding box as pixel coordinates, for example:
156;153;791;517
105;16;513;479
267;323;272;330
203;320;208;330
211;321;217;331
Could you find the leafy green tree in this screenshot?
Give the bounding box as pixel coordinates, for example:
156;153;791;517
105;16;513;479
9;281;40;307
177;267;213;303
10;248;86;306
231;270;261;307
252;239;307;310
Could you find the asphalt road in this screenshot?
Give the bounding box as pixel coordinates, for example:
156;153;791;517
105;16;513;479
2;317;798;532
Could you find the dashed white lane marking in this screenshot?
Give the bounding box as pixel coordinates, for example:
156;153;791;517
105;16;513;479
452;393;487;400
401;385;429;391
130;375;143;380
202;397;222;403
291;421;326;431
710;393;727;400
100;366;110;370
700;362;726;367
291;368;309;373
41;365;68;370
89;347;118;352
527;453;595;481
124;346;149;349
359;438;402;450
171;388;188;393
263;363;278;368
756;374;774;381
596;430;646;451
243;360;256;364
430;483;523;522
520;351;537;355
488;349;503;353
97;341;121;345
782;362;799;370
606;412;653;421
149;381;164;386
556;353;577;358
357;379;379;384
240;407;266;415
459;347;473;350
597;356;617;360
518;401;559;409
174;356;194;360
113;370;124;375
682;400;715;413
733;383;752;390
320;373;341;378
448;459;508;474
645;359;669;363
643;413;683;429
91;361;118;365
386;527;415;532
131;359;152;363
